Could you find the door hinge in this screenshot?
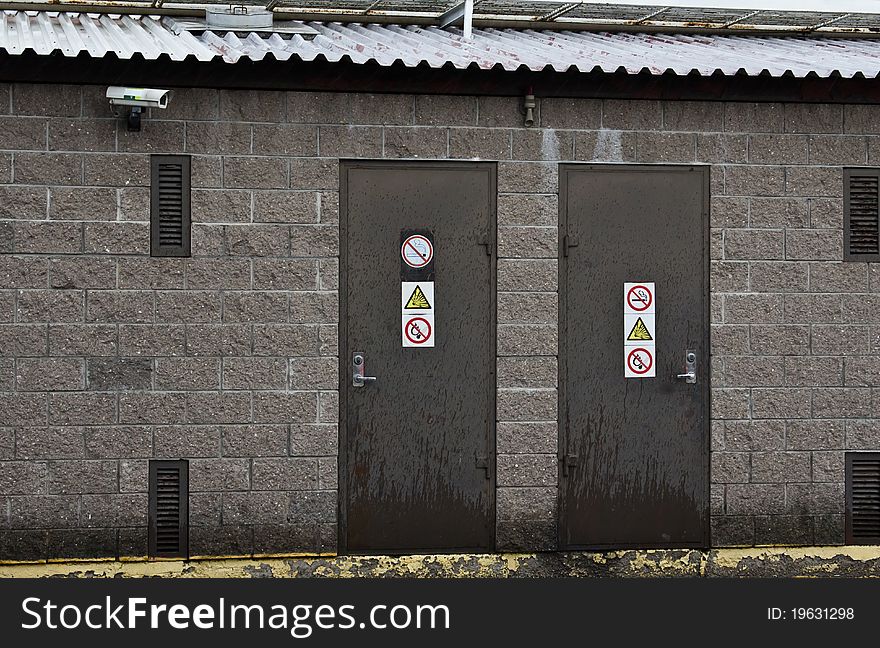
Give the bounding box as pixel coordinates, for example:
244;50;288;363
475;455;491;479
563;234;579;257
562;454;578;477
479;239;493;256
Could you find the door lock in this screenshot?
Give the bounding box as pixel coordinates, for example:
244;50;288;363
676;350;697;384
352;352;378;387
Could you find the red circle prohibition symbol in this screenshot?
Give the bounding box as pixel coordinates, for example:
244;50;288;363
405;317;432;345
626;285;653;312
627;347;653;375
401;235;434;268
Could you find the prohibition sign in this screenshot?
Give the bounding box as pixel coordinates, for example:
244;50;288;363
626;284;653;312
401;235;434;268
626;347;653;375
404;316;432;345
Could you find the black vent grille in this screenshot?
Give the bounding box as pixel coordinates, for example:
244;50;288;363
151;155;191;257
845;168;880;261
148;460;189;558
846;452;880;545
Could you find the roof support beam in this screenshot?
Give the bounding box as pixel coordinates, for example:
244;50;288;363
806;13;850;32
539;2;580;22
439;0;473;39
634;7;669;24
722;10;760;28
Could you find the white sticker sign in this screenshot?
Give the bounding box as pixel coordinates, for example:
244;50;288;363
401;282;434;312
401;235;434;268
624;282;656;378
625;346;654;378
624;282;654;314
402;314;434;347
624;313;654;343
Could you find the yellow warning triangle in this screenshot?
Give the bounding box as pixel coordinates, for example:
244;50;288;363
627;317;653;341
405;285;432;310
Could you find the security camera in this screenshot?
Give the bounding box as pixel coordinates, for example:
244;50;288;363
106;87;172;109
107;87;172;132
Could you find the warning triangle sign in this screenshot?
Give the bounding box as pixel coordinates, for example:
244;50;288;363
404;285;432;310
627;317;653;341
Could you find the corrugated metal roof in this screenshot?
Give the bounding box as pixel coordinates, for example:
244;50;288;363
5;10;880;78
9;2;880;34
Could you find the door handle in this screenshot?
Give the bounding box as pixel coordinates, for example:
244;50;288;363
675;350;697;384
352;352;378;387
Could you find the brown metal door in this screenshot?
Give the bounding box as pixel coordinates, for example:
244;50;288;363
560;164;709;549
340;161;496;553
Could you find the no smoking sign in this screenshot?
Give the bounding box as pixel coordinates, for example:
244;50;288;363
401;234;433;269
625;283;654;314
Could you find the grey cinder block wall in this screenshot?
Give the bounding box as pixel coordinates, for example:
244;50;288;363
0;83;873;559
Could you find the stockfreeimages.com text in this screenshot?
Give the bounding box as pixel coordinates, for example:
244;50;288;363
21;596;450;638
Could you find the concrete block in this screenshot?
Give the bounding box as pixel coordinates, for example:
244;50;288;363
252;458;318;490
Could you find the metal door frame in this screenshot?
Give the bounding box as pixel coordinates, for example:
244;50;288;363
557;163;711;550
338;159;498;555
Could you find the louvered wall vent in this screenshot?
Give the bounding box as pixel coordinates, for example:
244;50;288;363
846;452;880;545
151;155;191;257
148;460;189;559
845;168;880;261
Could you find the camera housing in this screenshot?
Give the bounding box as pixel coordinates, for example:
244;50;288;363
106;86;172;109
